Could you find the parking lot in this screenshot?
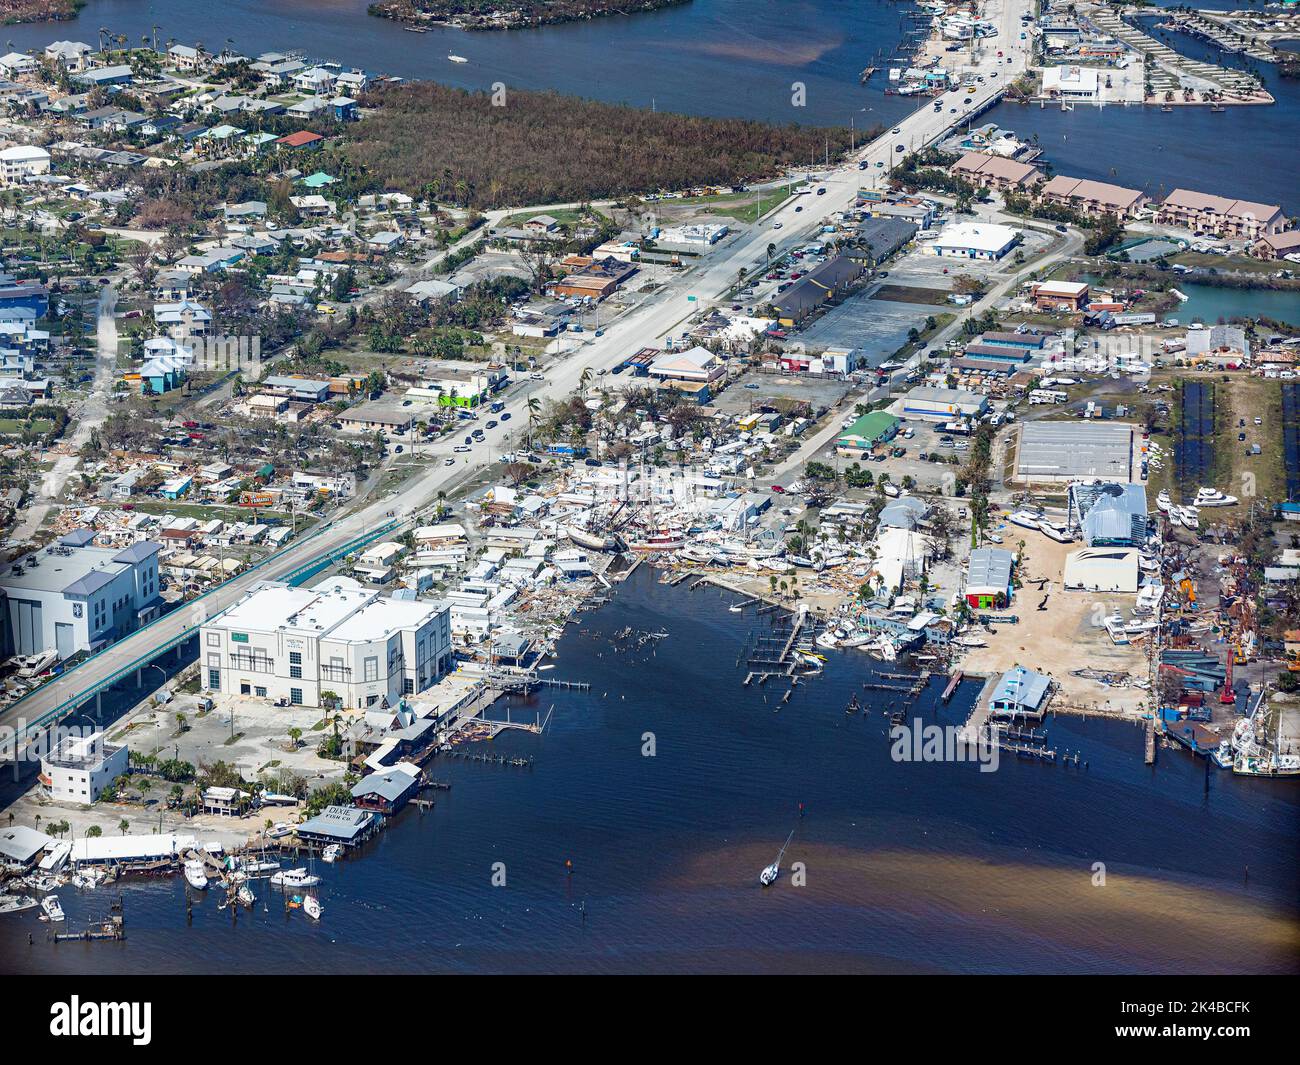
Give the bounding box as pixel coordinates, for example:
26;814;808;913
798;285;940;363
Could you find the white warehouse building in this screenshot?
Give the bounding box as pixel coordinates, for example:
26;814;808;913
929;222;1020;261
200;578;452;709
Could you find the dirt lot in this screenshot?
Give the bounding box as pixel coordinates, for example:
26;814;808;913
957;527;1152;716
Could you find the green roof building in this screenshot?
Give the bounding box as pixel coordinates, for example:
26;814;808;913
837;411;900;455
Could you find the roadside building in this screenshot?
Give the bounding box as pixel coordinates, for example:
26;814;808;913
1041;65;1101;101
965;547;1015;609
899;385;988;420
836;411;900;456
929;222;1020;261
0;536;162;660
1028;280;1090;312
950;152;1044;194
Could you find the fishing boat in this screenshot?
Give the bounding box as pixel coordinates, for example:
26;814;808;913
448;54;469;63
40;895;65;922
629;528;686;552
759;830;795;887
270;867;321;889
183;858;209;891
303;894;323;921
322;844;342;864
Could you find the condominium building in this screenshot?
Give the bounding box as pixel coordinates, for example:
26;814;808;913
950;152;1044;194
1157;189;1288;240
1038;175;1148;219
199;578;452;709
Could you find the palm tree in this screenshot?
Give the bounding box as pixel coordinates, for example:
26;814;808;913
118;818;130;836
526;396;541;448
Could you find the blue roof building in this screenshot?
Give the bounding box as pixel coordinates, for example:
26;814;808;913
988;667;1053;718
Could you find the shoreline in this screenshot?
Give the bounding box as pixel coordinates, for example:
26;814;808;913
367;0;692;34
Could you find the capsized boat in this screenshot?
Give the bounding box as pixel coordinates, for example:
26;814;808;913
303;894;323;921
448;54;469;63
40;895;65;922
759;830;796;887
322;844;342;864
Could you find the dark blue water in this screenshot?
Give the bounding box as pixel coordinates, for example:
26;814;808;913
3;567;1296;974
5;0;1296;206
0;0;920;127
986;14;1300;212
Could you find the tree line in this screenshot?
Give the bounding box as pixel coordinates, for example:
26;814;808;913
345;82;857;208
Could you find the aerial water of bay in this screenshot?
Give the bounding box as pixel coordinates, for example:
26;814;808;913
3;567;1296;975
5;0;1297;210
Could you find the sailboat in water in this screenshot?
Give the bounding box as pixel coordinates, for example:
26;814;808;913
759;830;795;887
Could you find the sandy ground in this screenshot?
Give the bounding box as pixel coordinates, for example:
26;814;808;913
957;528;1152;715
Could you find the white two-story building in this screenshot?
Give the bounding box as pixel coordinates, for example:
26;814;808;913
199;578;452;709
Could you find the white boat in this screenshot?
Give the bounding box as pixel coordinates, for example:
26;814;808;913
448;54;469;63
565;525;618;551
953;633;987;648
322;845;342;864
303;894;323;921
270;867;321;889
39;841;71;874
237;883;256;908
1194;487;1238;507
728;603;744;613
1008;510;1042;530
40;895;65;922
839;631;876;649
1155;490;1172;513
183;859;209;891
759;830;795;887
0;894;38;915
1037;519;1074;543
1179;507;1200;530
815;630;839;650
866;634;898;661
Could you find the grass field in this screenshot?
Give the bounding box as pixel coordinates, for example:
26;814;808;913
669;183;801;225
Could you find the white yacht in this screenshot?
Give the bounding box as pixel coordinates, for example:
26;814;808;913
1037;519;1074;543
1155;489;1172;513
1008;510;1043;530
183;859;209;891
1194;487;1238;507
271;867;321;889
1179;507;1200;530
40;895;65;922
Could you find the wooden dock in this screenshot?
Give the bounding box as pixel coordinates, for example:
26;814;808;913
1145;718;1157;764
942;671;964;703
